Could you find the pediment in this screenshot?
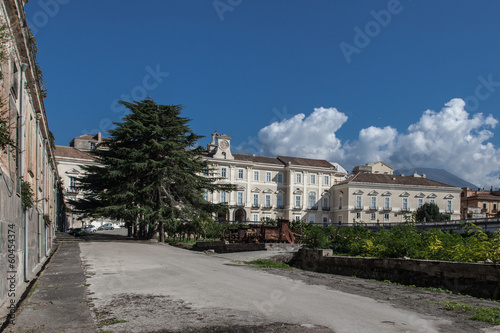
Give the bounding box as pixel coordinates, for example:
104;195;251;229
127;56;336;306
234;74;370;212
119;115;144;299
263;188;273;193
368;190;379;196
236;186;246;191
415;192;425;198
353;190;364;195
381;191;392;196
427;193;437;198
293;188;303;194
275;189;285;194
400;192;410;197
322;190;330;196
444;194;454;199
251;187;261;193
65;168;80;175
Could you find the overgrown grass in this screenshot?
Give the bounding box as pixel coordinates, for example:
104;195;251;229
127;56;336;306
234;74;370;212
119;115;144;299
438;301;500;324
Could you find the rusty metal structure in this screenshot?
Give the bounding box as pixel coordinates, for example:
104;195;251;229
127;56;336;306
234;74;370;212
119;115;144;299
223;219;301;244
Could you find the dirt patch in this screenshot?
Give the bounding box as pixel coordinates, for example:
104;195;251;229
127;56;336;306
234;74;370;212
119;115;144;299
259;267;500;333
91;293;334;333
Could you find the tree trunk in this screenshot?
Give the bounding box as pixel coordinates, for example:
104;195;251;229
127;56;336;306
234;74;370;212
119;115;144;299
159;221;164;243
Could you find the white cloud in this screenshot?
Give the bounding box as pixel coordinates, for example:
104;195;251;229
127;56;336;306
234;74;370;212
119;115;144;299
253;99;500;187
258;107;347;160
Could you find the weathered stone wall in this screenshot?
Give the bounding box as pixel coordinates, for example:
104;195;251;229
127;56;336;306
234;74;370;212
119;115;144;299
0;177;53;322
297;249;500;300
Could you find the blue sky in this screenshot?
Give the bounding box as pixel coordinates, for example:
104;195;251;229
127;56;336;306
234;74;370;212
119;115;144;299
26;0;500;187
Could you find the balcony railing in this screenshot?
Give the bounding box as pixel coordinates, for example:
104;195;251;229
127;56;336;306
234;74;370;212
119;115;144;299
251;204;260;209
262;205;272;210
369;206;377;211
383;206;392;212
354;205;363;211
276;205;285;209
292;206;302;210
307;206;318;210
322;207;330;211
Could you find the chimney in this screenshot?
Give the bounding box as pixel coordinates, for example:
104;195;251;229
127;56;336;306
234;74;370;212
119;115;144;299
422;174;426;178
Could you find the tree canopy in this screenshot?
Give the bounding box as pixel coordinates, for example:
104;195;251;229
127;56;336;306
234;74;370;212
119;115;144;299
415;202;450;222
72;99;234;240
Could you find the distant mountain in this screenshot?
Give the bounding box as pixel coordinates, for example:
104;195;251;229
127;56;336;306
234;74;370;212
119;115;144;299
393;168;478;189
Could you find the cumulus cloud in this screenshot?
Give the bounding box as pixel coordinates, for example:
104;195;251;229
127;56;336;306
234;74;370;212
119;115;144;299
258;107;347;160
253;99;500;187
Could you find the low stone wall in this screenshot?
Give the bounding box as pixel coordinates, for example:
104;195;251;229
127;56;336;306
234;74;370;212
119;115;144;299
192;241;266;253
297;249;500;300
192;241;300;253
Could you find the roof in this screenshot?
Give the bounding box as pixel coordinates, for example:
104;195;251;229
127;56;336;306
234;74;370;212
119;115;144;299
232;154;284;165
277;156;335;169
54;145;95;161
337;172;457;188
465;191;500;201
202;152;339;169
72;134;99;141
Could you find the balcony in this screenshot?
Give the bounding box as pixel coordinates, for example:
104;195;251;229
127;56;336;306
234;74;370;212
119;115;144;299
322;207;330;211
276;205;285;210
292;206;302;211
382;206;392;212
369;206;378;211
262;205;273;210
307;206;318;211
353;205;363;211
251;204;260;210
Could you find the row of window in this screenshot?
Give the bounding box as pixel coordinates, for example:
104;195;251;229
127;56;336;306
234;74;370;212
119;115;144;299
346;196;452;212
207;191;330;210
354;212;392;222
249;214;329;224
217;168;330;185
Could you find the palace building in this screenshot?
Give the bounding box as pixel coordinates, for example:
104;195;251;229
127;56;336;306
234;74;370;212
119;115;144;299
201;132;348;224
201;133;462;224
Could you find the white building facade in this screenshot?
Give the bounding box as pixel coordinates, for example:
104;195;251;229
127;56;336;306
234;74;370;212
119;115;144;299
201;133;347;224
332;172;462;224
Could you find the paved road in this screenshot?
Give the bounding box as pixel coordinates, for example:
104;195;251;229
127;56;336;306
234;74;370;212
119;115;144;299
80;242;449;333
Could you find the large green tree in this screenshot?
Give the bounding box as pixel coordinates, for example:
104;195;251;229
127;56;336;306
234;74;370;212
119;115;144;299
415;202;450;223
72;99;233;240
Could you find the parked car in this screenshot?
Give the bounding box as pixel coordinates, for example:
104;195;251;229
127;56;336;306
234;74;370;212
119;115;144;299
72;228;85;237
83;225;97;233
98;223;114;230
